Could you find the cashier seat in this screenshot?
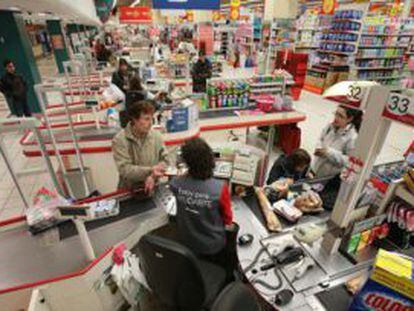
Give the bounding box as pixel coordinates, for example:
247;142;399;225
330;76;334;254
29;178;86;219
211;282;261;311
138;234;227;311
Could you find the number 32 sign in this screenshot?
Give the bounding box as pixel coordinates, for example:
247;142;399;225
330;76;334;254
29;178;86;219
383;93;414;127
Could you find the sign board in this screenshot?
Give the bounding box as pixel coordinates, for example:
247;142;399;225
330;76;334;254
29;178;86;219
119;6;152;24
383;93;414;127
152;0;220;10
322;0;336;15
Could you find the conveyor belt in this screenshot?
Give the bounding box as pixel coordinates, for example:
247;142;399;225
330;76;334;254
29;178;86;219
242;177;337;232
315;285;353;311
199;109;239;119
59;196;157;240
25;126;120;144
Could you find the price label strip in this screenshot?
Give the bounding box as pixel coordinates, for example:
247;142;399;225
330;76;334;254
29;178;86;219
383;93;414;127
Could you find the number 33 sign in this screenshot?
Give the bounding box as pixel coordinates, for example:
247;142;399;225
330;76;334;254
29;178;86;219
383;93;414;127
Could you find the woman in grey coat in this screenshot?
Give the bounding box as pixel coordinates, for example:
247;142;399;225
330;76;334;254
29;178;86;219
312;105;363;178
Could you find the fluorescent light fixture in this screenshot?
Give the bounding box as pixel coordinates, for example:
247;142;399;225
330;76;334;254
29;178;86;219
8;6;21;11
130;0;141;7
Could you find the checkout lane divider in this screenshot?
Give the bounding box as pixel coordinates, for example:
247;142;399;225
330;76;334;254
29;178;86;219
0;188;148;295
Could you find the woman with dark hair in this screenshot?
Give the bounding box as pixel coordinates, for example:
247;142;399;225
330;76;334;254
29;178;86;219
119;76;161;128
112;58;130;94
267;149;311;185
312;105;363;177
169;138;233;263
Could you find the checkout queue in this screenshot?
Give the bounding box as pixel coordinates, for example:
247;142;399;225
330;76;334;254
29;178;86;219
109;60;363;275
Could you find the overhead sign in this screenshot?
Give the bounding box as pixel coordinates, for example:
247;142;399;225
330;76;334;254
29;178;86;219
383;93;414;127
322;0;336;15
152;0;220;10
230;0;240;21
119;6;152;24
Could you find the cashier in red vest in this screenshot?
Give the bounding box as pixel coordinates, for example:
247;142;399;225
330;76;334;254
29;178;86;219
169;138;233;264
112;100;169;193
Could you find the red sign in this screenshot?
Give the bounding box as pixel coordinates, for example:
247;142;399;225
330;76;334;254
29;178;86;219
119;6;152;24
383;93;414;127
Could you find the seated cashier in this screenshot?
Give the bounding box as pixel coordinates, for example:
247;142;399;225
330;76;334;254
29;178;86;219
169;138;233;263
112;100;169;193
267;149;311;185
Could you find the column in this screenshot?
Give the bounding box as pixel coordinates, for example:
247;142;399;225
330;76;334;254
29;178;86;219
0;10;41;113
46;19;70;74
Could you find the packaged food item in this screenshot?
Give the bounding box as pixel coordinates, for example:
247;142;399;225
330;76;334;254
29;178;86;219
293;191;324;213
350;250;414;310
272;199;302;222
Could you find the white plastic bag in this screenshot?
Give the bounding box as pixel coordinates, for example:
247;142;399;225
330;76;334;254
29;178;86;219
102;83;125;104
26;187;70;230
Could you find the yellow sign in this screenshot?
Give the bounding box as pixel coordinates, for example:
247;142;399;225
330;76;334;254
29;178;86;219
322;0;335;15
231;0;240;6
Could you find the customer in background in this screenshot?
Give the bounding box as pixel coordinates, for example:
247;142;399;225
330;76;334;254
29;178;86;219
267;149;311;185
0;60;31;117
112;100;169;193
112;58;130;94
169;138;233;265
191;51;212;93
312;105;363;178
120;76;160;128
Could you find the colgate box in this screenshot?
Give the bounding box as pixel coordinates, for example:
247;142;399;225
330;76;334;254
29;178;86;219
350;249;414;310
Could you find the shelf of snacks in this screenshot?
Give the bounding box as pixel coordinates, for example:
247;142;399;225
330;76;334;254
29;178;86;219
402;18;414;90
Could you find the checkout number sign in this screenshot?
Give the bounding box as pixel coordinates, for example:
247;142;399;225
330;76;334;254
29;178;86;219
383;93;414;127
346;83;367;108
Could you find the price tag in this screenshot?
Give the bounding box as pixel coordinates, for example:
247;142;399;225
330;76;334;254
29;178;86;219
383;93;414;127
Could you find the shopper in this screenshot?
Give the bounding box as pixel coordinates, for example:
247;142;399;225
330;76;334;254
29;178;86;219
111;58;130;94
169;138;233;264
267;149;311;185
0;60;31;117
191;51;212;93
112;100;169;193
312;105;363;178
120;76;160;128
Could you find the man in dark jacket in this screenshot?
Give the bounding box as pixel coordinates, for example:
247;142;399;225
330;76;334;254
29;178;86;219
191;52;212;93
0;60;31;117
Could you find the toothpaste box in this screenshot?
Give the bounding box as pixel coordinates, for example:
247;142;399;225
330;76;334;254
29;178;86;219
350;249;414;310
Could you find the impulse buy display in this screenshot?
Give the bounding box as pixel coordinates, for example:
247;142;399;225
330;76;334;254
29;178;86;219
204;75;292;111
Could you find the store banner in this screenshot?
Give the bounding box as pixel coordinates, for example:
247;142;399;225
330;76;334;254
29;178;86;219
230;0;240;21
119;6;152;24
152;0;220;10
383;93;414;127
321;0;336;15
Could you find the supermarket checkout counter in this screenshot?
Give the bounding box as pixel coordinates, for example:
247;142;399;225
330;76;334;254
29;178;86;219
20;110;306;193
1;164;410;310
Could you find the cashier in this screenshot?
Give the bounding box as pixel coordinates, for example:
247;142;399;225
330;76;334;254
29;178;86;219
112;100;169;193
312;105;363;177
169;138;233;264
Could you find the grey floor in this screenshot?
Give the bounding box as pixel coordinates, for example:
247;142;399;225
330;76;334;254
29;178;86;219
0;57;412;221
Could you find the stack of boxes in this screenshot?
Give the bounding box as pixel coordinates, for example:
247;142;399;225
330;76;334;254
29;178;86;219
276;51;308;100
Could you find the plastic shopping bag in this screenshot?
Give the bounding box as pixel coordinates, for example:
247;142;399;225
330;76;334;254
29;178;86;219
102;83;125;104
26;187;70;232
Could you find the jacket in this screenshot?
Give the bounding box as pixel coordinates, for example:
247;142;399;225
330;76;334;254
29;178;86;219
267;155;308;185
0;72;27;100
111;70;129;94
169;176;233;255
312;124;358;178
112;124;169;189
191;59;212;93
